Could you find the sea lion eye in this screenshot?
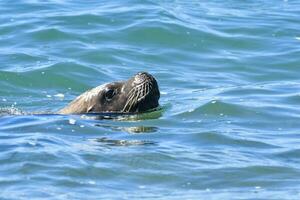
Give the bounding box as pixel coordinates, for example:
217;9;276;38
105;89;115;101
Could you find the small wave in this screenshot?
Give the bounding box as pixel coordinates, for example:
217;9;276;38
175;100;255;119
191;131;280;149
28;28;77;42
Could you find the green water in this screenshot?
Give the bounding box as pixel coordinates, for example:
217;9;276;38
1;1;300;199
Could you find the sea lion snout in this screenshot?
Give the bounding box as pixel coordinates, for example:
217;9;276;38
132;72;159;95
133;72;154;85
123;72;160;113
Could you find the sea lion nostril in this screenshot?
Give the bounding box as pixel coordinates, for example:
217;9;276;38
137;72;148;76
134;72;153;84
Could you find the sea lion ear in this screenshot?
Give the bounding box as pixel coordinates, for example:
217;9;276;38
87;105;95;113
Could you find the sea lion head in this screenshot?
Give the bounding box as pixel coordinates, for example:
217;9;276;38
58;72;160;114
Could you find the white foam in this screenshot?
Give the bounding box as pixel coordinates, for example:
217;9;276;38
54;93;65;99
69;118;76;125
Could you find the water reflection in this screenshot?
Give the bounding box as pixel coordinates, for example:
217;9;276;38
91;137;157;146
76;109;162;147
83;108;163;134
81;107;163;121
94;123;158;134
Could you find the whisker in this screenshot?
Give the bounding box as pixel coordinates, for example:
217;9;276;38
139;84;147;101
136;87;143;102
127;100;135;112
146;83;149;97
142;83;146;98
122;90;137;112
122;79;155;112
127;90;139;112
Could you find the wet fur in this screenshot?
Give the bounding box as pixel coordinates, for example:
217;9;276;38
58;72;159;114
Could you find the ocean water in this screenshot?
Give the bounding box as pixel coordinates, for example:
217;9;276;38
1;0;300;199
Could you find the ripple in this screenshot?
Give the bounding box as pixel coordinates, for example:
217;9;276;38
1;0;300;199
191;131;280;149
28;28;77;41
176;100;256;119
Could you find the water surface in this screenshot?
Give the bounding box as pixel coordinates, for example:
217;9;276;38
1;0;300;199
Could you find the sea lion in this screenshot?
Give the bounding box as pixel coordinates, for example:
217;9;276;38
58;72;160;114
